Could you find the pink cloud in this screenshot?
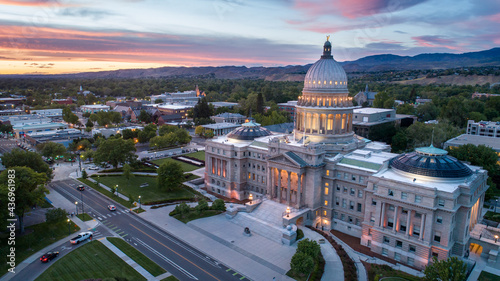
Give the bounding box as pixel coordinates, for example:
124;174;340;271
411;35;461;51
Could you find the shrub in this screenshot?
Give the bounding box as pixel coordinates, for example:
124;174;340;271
211;199;226;211
296;228;304;240
45;208;68;223
290;252;315;275
297;238;321;258
195;199;209;213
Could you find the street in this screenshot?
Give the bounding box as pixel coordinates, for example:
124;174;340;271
46;179;247;281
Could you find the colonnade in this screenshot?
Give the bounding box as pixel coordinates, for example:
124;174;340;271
379;202;429;241
268;167;303;208
297;95;353;107
296;112;352;134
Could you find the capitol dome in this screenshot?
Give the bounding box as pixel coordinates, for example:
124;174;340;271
303;39;347;93
227;120;271;141
390;145;473;179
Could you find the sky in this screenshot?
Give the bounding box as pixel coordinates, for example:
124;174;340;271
0;0;499;74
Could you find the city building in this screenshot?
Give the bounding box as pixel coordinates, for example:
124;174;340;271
203;39;488;270
354;85;377;106
466;120;500;138
210;102;239;109
0;97;25;106
211;113;247;124
10;115;67;138
150;86;204;105
157;114;183;125
92;126;143;138
80;104;110;113
277;101;298;120
30;109;63;118
202;123;241;137
51;98;74;105
415;98;432;106
25;129;85;147
472;92;500;99
0;109;23;116
156;104;193;118
351;108;413;138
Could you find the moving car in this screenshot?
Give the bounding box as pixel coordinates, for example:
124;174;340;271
70;232;92;244
40;251;59;263
77;185;85;191
108;205;116;211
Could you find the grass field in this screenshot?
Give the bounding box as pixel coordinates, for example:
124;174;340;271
185;151;205;161
78;178;134;208
161;276;179;281
478;271;500;281
93;175;195;204
0;220;80;275
76;213;93;221
36;241;146;281
152;157;199;172
107;237;166;277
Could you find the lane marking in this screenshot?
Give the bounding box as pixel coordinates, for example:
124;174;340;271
226;269;231;272
130;224;220;281
121;234;128;238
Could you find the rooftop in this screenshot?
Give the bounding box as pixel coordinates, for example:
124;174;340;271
333;149;397;172
353;108;394;114
157;104;194;110
81;104;110;108
202;123;241;129
445;134;500;151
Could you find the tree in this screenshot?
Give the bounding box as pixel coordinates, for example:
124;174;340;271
290;252;314;275
211;199;226;211
81;149;94;162
396;104;415;115
195;199;209;214
157;162;183;191
175;128;192;144
391;129;408;153
159;125;177;136
447;144;499;172
154;99;164;104
195;125;205;136
193;97;213;124
368;122;397;144
93;138;137;168
45;208;68;223
1;148;53;179
36;142;67;159
416;103;440;121
123;163;133;186
138;124;157;143
85;119;94;128
256;92;264;114
122;129;138;140
76;139;92;151
467;111;487;122
139;110;151;123
63;106;79;125
423;257;466;281
0;166;49;233
297;239;321;258
174;202;191;217
81;169;88;180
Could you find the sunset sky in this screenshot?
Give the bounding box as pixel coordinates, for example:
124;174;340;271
1;0;499;74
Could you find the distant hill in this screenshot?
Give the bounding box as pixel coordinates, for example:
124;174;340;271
2;48;499;80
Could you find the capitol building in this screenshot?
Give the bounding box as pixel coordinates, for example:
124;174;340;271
204;39;488;269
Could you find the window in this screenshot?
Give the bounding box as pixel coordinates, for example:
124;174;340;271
388;204;395;211
358;190;363;198
368;229;372;236
337;172;342;178
234;152;237;156
395;252;401;261
415;195;422;203
373;184;378;191
396;240;402;248
344;173;348;179
352;175;357;181
434;232;441;243
342;199;347;208
325;182;329;187
432;252;438;258
438;198;445;207
349;201;354;210
407;257;414;266
388;189;394;196
248;172;251;179
370;215;375;223
348;216;353;223
325;187;329;195
413;226;420;237
323;210;327;216
401;192;408;200
382;248;388;256
400;223;407;232
409;245;416;253
372;200;377;206
360;176;364;184
341;214;345;221
343;187;347;194
383;236;390;244
436;216;443;224
333;212;338;218
336;185;341;191
326;170;330;176
335;197;340;206
415;212;422;218
350;188;355;196
357;203;362;212
387;218;394;228
402;208;408;214
324;200;328;206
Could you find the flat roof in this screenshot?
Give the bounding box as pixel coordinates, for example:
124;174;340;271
353;108;394;114
202;123;240;129
445;134;500;151
81;105;110;108
334;149;397;172
157;104;194;110
14;123;67;130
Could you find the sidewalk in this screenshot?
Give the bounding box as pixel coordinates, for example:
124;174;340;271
329;231;368;281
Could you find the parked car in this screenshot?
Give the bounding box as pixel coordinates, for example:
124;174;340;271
88;165;99;170
40;251;59;263
108;205;116;211
77;185;85;191
140;183;149;188
70;232;92;244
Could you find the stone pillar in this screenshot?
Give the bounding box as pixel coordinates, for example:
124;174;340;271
267;167;272;197
393;206;398;231
277;169;282;203
420;213;426;240
380;202;386;227
406;210;412;236
287;171;291;206
296;173;302;209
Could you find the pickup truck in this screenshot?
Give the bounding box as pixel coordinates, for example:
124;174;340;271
70;231;93;244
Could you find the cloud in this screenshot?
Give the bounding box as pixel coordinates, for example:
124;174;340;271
394;30;407;34
0;0;67;7
365;42;405;50
58;8;117;20
412;35;459;50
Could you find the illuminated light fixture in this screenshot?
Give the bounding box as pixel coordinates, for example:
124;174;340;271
249;193;253;204
286;206;290;217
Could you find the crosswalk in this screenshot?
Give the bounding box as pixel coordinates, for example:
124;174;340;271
97;209;129;220
101;220;129;238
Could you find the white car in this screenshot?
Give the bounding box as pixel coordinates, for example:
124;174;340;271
88;166;99;170
70;231;93;244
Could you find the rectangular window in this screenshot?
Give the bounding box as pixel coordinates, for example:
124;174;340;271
325;182;329;186
323;210;327;216
336;184;341;191
400;223;407;232
401;192;408;200
326;170;330;176
415;212;422;218
383;236;390;244
360;176;364;184
415;195;422;203
350;188;355;196
388;204;395;211
348;216;353;223
341;214;345;221
324;200;328;206
342;199;347;208
344;173;348;179
368;229;372;236
337;172;342;178
382;248;388;256
395;252;401;261
357;203;362;212
438;198;445;207
413;226;420;237
335;197;340;206
388;189;394;196
434;232;441;243
409;245;416;253
325;187;329;195
436;216;443;224
234;152;237;156
343;187;347;194
334;212;338;219
349;201;354;210
387;218;394;228
372;200;377;206
370;215;375;223
352;175;357;181
432;252;438;258
248;172;251;179
373;184;378;191
407;257;414;266
396;240;402;248
402;208;408;214
358;190;363;198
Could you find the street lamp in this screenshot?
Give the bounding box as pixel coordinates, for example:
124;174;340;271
116;185;119;198
67;218;70;235
286;206;290;218
96;175;100;188
138;195;141;209
495;235;499;243
249;194;253;204
75;201;78;216
496;199;498;213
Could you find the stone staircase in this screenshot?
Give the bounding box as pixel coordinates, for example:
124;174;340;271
229;200;289;243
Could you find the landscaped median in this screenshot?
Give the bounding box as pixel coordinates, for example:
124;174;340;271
107;237;166;277
35;241;146;281
76;213;93;221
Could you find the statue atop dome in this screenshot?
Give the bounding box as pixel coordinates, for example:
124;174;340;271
326;35;330;41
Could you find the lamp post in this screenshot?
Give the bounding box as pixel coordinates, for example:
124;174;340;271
138;196;141;209
79;153;83;172
67;218;70;235
249;193;253;204
496;199;498;213
75;201;78;216
286;206;290;218
96;175;100;188
495;235;499;243
116;185;119;199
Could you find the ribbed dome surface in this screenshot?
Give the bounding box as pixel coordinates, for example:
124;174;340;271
390;147;473;179
303;57;347;92
227;121;271;141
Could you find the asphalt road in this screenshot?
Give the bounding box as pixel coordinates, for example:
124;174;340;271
48;179;249;281
0;138;18;154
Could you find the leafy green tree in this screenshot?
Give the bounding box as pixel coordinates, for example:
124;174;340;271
174;202;191;217
440;97;467;127
93;138;137;168
416;103;440;121
122;129;138;140
0;124;13;133
423;257;466;281
297;239;321;258
193;97;213;124
391;130;408;153
81;149;94;162
85;119;94;128
467;111;487;122
139;110;151;123
290;252;314;275
77;139;92;151
211;199;226;211
36;142;67;159
1;149;53;179
195;125;205;136
195;199;209;214
122;163;133;186
368;122;397;144
396;104;415;115
154;99;164;104
81;169;88;180
138;123;157;143
447;144;499;178
0;167;49;233
157;162;183;191
373;91;390;108
45;208;68;223
159;125;177;136
175;128;192;144
256;92;264;114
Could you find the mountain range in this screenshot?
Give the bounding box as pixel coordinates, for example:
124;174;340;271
3;48;500;80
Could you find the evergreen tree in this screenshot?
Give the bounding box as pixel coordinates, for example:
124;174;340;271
256;92;264;114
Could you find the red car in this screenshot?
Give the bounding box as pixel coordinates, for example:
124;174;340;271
40;251;59;263
77;185;85;191
108;205;116;211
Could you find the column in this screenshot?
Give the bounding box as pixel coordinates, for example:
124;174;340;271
406;210;412;236
277;169;282;203
267;167;272;197
287;171;291;206
420;213;426;240
393;206;398;231
380;202;386;227
296;173;302;209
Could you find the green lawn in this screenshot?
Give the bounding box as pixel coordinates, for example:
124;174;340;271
152;157;200;172
78;178;134;208
185;151;205;161
484;211;500;223
76;213;93;221
35;241;146;281
479;271;500;281
133;208;146;214
93;175;195;205
161;276;180;281
0;220;80;275
107;237;166;277
173;210;223;223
